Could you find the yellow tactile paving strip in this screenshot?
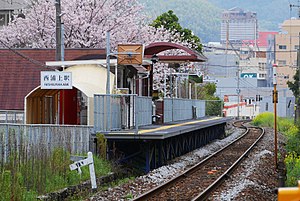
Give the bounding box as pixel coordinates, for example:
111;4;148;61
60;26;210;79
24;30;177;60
109;117;222;135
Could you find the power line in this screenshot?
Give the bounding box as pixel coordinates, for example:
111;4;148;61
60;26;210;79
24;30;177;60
0;40;55;69
203;43;300;53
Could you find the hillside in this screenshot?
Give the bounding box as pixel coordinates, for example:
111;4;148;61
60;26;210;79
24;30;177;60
211;0;294;32
140;0;221;43
141;0;297;43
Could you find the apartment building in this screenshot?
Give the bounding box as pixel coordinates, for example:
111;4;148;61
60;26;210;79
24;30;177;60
275;19;300;88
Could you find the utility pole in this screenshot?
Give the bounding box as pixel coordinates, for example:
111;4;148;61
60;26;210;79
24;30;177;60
55;0;62;61
273;64;278;169
106;31;111;131
296;32;300;123
237;60;240;119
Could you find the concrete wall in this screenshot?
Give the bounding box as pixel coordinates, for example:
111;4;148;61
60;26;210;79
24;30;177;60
259;96;295;118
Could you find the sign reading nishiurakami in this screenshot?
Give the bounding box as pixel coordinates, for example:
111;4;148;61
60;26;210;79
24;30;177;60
41;71;72;89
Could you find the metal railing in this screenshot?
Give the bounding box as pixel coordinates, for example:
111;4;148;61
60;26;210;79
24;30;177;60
94;94;152;132
164;99;223;123
0;110;24;123
0;123;92;164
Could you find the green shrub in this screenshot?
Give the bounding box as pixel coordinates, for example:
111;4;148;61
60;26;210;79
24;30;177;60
285;125;300;155
285;152;300;186
252;112;274;127
277;117;294;133
0;170;37;201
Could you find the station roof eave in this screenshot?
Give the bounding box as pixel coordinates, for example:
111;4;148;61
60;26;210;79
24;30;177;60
144;42;207;63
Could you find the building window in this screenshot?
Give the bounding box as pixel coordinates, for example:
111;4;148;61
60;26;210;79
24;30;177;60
279;45;287;50
295;45;299;50
0;12;10;27
258;62;266;70
0;14;6;26
259;74;266;78
266;103;268;111
278;60;287;66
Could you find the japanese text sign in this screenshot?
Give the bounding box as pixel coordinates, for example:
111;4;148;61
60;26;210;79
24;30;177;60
41;71;72;89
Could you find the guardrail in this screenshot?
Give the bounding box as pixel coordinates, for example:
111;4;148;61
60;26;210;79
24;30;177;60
163;99;222;123
0;110;24;123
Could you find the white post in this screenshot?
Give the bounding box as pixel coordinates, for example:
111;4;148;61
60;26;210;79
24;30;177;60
189;83;192;99
88;152;97;189
69;152;97;189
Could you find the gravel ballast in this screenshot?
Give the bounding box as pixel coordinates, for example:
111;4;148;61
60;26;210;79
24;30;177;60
89;124;285;201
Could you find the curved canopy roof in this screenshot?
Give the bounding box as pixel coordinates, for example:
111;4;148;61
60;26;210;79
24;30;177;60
144;42;207;62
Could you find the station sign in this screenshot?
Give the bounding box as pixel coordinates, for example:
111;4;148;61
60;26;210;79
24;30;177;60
41;71;72;89
240;73;257;78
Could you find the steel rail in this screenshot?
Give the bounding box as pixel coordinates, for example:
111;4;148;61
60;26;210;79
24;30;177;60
193;126;265;200
133;122;264;201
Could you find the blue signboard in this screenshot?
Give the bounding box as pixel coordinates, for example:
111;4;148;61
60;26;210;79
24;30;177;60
240;73;257;78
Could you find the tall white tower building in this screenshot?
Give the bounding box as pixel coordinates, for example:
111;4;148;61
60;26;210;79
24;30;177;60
221;7;258;45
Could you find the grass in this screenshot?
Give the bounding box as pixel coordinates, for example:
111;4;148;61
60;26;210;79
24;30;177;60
0;148;112;200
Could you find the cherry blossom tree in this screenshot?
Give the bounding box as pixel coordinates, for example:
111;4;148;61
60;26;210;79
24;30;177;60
0;0;203;97
0;0;175;49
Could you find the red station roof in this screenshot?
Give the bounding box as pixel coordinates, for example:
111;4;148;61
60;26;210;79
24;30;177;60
0;49;105;110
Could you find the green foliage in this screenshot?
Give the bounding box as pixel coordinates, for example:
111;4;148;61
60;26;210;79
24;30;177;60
285;153;300;186
150;10;202;52
142;0;290;42
278;118;295;133
125;193;134;199
188;75;203;83
96;133;107;159
252;112;274;127
252;113;300;186
205;100;222;116
196;82;218;100
284;125;300;155
287;69;299;98
0;170;37;201
141;0;221;42
150;10;181;32
0;148;112;199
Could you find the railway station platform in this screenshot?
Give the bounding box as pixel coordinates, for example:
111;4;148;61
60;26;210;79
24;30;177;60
99;116;232;172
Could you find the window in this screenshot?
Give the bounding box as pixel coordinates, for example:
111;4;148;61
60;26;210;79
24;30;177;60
0;14;6;26
258;62;266;70
259;74;266;78
295;45;299;50
278;60;287;66
266;103;268;111
0;12;10;27
279;45;287;50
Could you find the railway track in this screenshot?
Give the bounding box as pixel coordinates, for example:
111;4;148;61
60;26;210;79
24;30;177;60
133;121;264;201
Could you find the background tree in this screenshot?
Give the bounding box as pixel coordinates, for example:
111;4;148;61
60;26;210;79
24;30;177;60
150;10;202;52
196;83;223;116
287;69;300;123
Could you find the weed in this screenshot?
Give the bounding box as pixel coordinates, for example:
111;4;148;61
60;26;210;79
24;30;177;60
252;112;300;186
0;147;112;199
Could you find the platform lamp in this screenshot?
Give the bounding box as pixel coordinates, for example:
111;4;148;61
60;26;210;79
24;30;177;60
150;54;159;97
